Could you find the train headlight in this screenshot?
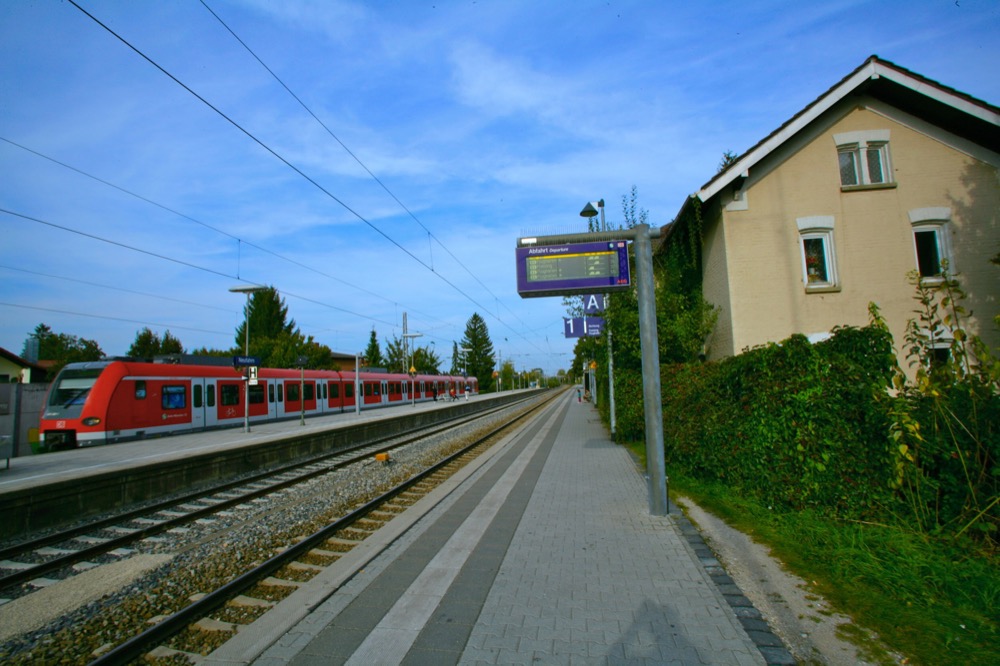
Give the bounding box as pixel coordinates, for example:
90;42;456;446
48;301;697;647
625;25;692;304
82;417;102;426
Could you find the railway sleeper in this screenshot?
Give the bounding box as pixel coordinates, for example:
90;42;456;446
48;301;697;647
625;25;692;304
307;547;341;558
287;561;324;573
145;645;204;663
261;576;302;588
367;509;399;520
229;594;275;609
324;536;363;550
193;617;240;634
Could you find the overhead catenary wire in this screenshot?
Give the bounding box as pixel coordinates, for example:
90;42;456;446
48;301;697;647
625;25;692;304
198;0;528;329
0;136;441;327
0;207;399;331
65;0;501;329
0;301;231;337
0;264;231;313
66;0;545;359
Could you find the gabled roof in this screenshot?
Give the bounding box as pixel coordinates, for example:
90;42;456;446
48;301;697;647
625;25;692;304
0;346;45;372
694;55;1000;206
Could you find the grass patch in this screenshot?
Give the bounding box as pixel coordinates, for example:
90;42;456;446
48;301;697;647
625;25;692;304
625;449;1000;666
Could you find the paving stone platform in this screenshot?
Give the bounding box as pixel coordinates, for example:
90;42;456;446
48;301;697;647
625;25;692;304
207;391;794;665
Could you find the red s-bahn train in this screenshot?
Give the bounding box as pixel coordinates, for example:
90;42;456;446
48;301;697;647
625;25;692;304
40;358;479;448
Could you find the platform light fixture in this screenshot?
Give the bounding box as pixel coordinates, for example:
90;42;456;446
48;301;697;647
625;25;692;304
579;199;615;437
229;284;268;433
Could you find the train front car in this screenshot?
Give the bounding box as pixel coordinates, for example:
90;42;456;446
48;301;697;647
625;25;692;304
40;360;119;448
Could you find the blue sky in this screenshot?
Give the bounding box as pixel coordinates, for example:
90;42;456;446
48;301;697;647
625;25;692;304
1;0;998;376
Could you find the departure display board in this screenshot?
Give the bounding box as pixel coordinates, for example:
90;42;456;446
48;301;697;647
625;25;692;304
516;240;630;298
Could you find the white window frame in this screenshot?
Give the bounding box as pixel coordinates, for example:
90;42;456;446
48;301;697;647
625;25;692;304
796;216;839;292
908;207;953;284
834;130;894;189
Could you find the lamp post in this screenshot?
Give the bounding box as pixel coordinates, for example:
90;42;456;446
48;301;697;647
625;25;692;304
355;351;362;416
580;200;616;438
403;332;423;406
229;284;268;433
459;346;471;399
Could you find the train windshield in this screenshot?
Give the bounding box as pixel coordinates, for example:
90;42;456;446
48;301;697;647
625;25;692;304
48;368;103;407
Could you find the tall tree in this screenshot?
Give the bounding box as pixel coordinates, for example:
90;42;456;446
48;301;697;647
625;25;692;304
24;323;103;378
234;286;296;351
459;313;496;392
450;341;461;374
252;330;334;369
128;327;184;359
412;345;441;374
363;328;383;369
384;335;406;373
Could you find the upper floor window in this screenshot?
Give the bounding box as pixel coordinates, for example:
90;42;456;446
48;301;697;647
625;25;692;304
796;216;839;292
834;130;893;189
909;207;952;283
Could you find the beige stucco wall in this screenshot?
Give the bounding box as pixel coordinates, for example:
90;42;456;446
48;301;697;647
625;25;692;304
708;102;999;363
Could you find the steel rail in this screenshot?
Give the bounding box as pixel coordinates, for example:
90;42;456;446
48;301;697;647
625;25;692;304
88;390;560;666
0;396;538;591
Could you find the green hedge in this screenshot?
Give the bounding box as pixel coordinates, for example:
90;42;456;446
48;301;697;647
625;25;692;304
617;324;898;519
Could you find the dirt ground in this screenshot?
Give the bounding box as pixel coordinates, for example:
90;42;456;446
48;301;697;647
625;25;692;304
676;496;906;666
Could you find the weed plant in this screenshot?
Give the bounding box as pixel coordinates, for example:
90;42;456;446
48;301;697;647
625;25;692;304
663;470;999;666
614;267;999;665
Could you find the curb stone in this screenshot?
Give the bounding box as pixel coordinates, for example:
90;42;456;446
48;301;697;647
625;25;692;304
672;508;799;666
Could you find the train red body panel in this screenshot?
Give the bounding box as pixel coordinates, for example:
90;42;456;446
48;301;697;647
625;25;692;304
40;360;478;448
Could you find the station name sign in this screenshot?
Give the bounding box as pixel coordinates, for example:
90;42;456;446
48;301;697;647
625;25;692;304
516;240;630;298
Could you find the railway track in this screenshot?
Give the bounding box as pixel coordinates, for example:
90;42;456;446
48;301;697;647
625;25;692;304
0;396;536;596
0;389;559;664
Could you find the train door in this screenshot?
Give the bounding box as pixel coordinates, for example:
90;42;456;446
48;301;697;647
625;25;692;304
191;378;206;430
268;381;278;420
381;380;389;406
203;381;218;427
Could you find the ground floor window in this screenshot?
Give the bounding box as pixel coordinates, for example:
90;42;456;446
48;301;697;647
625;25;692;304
909;207;952;282
796;216;838;291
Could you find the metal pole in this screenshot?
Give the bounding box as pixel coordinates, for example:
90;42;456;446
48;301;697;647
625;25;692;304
243;293;250;434
598;202;616;439
355;353;361;416
608;325;616;438
634;224;667;515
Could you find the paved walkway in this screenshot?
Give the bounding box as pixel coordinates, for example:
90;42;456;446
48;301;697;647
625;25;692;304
211;392;787;665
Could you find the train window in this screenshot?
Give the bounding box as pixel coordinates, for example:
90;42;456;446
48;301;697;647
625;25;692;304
48;367;102;407
194;385;203;408
249;385;265;404
135;381;147;399
268;384;275;403
364;383;372;397
322;383;327;399
287;383;300;402
345;383;354;399
330;382;340;399
304;383;315;401
221;384;240;406
278;384;283;402
207;385;215;407
162;385;186;410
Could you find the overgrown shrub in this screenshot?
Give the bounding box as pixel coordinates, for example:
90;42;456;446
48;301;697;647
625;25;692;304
612;368;645;442
883;271;999;546
659;323;898;519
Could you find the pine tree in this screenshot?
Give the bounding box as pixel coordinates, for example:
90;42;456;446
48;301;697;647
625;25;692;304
363;328;384;369
234;286;296;350
459;313;495;392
